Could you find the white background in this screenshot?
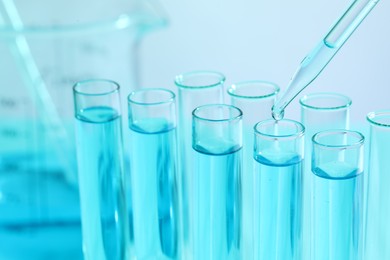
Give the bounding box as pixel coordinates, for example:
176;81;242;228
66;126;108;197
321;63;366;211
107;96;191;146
140;0;390;124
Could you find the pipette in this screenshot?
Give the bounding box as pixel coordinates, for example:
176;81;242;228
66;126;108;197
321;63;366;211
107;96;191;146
272;0;381;120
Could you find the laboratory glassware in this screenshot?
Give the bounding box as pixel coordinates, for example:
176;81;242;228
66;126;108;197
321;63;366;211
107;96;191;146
192;104;242;259
0;0;165;257
127;88;179;259
227;80;279;259
272;0;381;120
253;119;304;260
73;79;129;260
364;110;390;259
312;130;364;260
299;92;351;260
175;71;225;258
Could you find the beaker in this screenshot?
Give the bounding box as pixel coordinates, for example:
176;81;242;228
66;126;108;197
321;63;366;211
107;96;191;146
0;0;165;258
364;110;390;259
312;130;364;260
253;119;304;260
192;104;242;259
227;80;279;259
73;79;129;260
299;92;351;260
174;71;225;258
127;88;179;259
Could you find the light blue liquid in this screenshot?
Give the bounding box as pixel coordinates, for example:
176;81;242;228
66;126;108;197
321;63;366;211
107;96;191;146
192;144;242;260
129;118;178;260
240;128;256;260
254;153;302;260
76;106;128;260
312;162;363;260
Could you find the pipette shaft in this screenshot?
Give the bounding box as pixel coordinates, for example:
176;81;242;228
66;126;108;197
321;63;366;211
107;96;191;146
272;0;380;120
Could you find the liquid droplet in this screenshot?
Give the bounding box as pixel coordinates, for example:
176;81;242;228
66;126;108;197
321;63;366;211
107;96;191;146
272;110;284;121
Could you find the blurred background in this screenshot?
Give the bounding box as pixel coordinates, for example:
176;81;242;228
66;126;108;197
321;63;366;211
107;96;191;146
141;0;390;123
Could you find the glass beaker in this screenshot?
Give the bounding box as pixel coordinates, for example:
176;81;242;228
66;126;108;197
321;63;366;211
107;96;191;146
73;79;129;260
312;130;364;260
227;80;279;259
253;119;304;260
174;71;225;258
127;88;179;259
364;110;390;259
192;104;242;259
299;92;351;260
0;0;165;258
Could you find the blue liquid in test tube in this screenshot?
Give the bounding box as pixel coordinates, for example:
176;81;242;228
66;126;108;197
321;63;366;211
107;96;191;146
312;162;363;260
127;88;179;259
311;130;364;260
76;106;128;260
253;119;304;260
254;153;302;260
193;142;242;259
129;118;178;259
191;104;242;259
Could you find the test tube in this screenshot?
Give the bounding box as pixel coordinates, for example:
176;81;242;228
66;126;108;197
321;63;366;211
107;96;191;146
364;110;390;259
253;119;304;260
73;79;129;260
227;80;279;259
127;88;179;259
299;92;351;260
175;71;225;257
192;104;242;259
175;71;225;170
312;130;364;260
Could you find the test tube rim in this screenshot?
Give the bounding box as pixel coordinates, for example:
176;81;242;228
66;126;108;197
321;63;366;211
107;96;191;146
254;119;305;140
174;70;226;89
73;78;120;96
312;129;364;150
366;110;390;128
227;80;280;99
299;92;352;111
127;88;175;106
192;104;243;123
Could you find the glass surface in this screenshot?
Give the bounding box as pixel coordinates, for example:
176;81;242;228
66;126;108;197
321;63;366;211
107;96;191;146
299;92;351;260
74;79;129;260
312;130;364;260
192;104;242;259
253;119;304;260
175;71;224;258
364;110;390;259
128;88;179;259
227;80;279;259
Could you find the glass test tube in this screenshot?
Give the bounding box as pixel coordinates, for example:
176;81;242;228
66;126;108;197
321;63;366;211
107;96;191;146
364;110;390;259
299;92;351;260
73;79;129;260
253;119;304;260
127;88;179;259
227;80;279;259
312;130;364;260
175;71;224;257
192;104;242;259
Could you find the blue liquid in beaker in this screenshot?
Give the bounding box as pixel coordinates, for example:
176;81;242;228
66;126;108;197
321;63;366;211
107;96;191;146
254;154;302;260
76;106;128;260
193;144;241;259
129;118;178;259
312;162;362;260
